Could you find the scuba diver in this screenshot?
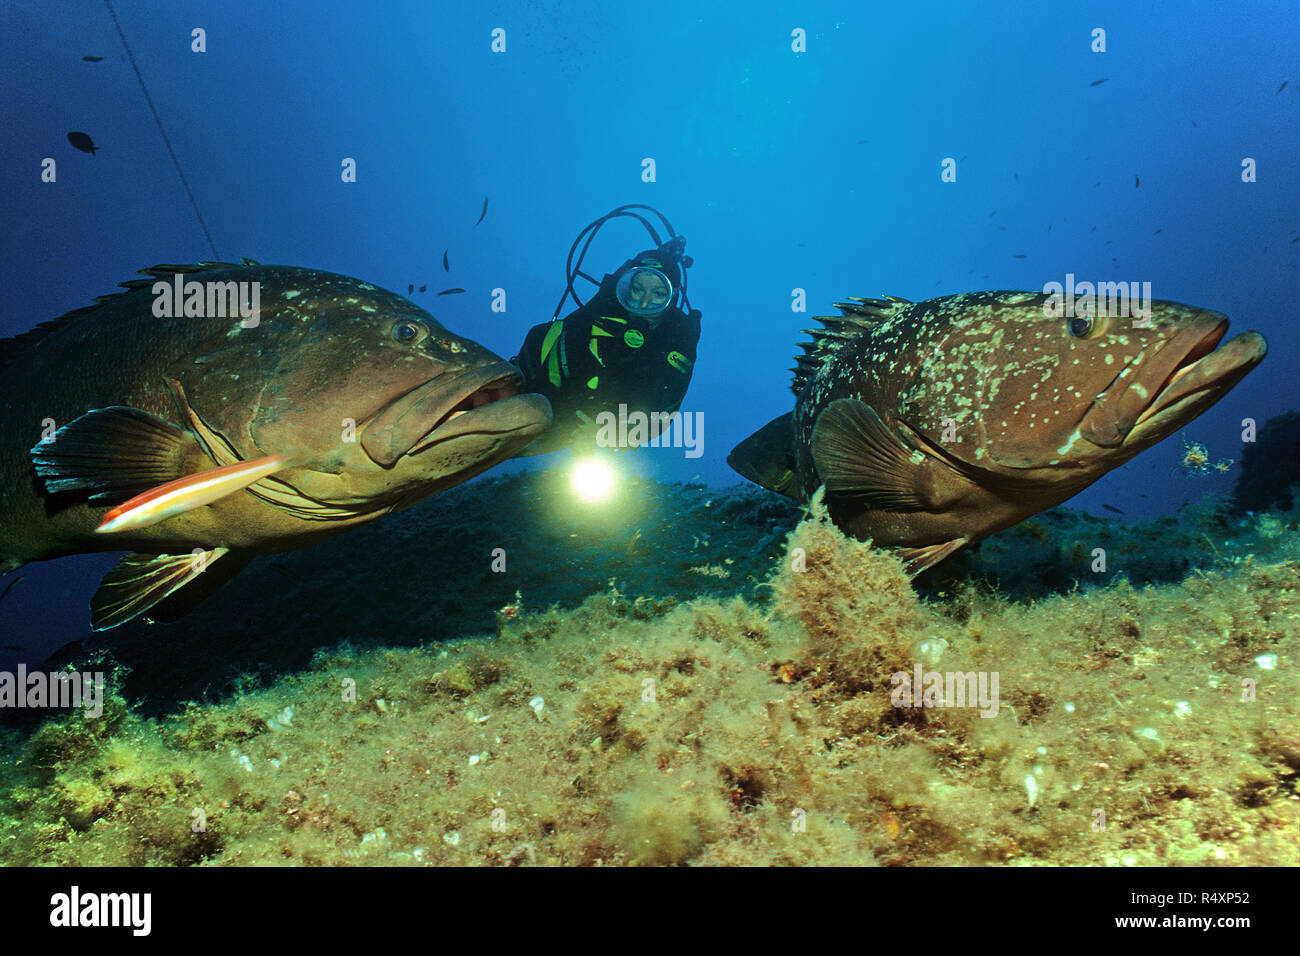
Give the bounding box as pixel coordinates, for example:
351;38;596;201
512;204;701;455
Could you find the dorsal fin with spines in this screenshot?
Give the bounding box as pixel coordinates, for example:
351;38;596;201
0;261;255;374
790;295;912;395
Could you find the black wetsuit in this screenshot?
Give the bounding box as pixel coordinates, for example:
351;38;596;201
515;295;701;454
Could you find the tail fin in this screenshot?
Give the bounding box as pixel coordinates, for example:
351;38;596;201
727;412;801;499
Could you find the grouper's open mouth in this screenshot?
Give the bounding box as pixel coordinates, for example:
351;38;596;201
360;362;552;466
1128;319;1267;439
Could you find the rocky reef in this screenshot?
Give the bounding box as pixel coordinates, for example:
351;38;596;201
1;476;1296;866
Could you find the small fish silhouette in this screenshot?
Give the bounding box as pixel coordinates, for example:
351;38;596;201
419;285;427;292
67;131;98;154
443;249;449;272
82;55;104;62
1013;254;1026;259
475;196;488;226
1135;175;1140;188
408;284;414;294
1090;78;1108;87
1102;504;1124;515
437;288;466;296
1278;81;1289;94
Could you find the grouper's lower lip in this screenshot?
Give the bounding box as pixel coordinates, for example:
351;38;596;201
407;377;551;452
361;361;541;466
1132;326;1268;431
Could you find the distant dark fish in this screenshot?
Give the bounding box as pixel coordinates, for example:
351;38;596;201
0;575;23;603
1135;175;1140;188
82;55;104;62
438;288;466;296
1091;79;1108;86
1278;81;1289;94
1291;236;1300;243
998;226;1007;231
1102;504;1125;515
728;291;1266;574
1013;254;1026;259
475;196;488;226
408;284;414;294
1090;226;1096;232
989;211;997;218
443;249;450;272
419;285;427;292
1014;173;1019;183
67;131;98;154
1191;120;1198;127
1153;229;1163;235
1047;224;1052;232
959;155;967;161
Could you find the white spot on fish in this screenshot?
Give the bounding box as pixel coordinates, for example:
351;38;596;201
1056;429;1082;455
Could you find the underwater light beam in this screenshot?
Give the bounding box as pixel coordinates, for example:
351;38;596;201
570;457;617;503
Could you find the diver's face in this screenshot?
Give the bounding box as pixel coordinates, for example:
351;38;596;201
628;271;670;311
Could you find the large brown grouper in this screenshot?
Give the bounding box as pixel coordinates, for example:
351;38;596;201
729;291;1266;573
0;262;551;628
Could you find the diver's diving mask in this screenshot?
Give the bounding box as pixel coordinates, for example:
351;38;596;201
615;265;673;317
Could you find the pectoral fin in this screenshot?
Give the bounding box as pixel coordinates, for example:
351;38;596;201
91;548;249;630
30;406;205;502
811;398;931;511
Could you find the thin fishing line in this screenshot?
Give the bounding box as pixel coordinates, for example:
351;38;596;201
103;0;221;260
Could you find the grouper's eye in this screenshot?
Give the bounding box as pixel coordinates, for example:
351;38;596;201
392;320;429;344
1067;314;1096;339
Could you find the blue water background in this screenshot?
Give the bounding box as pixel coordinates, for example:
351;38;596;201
1;0;1296;661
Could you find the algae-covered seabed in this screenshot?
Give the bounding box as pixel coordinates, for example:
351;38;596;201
0;472;1296;866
